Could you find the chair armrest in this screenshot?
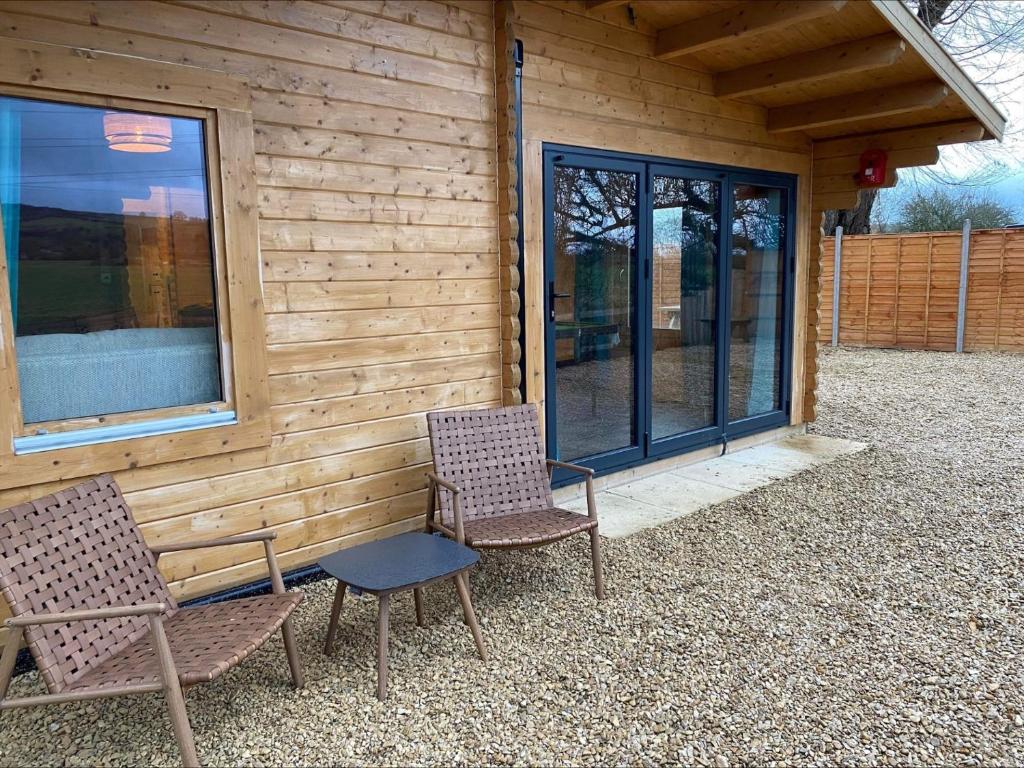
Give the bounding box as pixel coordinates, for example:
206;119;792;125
425;471;461;495
547;459;595;476
547;459;598;522
425;472;466;545
5;603;167;628
150;530;277;555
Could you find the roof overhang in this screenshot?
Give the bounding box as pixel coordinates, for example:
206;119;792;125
581;0;1006;144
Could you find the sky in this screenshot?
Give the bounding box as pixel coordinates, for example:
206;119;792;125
891;0;1024;219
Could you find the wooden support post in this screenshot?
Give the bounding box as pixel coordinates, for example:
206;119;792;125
995;230;1006;351
864;237;873;345
832;226;843;347
956;219;972;353
894;236;903;347
924;235;934;348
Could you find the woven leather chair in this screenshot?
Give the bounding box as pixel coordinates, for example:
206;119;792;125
0;474;304;767
425;404;605;599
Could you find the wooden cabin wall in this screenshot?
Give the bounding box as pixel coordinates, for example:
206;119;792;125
0;0;501;623
507;0;814;430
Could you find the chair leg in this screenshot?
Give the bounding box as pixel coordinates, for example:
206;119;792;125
453;572;486;661
413;587;426;627
280;617;305;689
324;581;347;656
589;527;606;600
377;594;390;701
149;616;200;768
0;625;24;703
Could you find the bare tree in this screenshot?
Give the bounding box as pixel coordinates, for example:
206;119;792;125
823;0;1024;235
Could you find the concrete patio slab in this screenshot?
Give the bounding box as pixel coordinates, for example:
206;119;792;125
572;433;866;538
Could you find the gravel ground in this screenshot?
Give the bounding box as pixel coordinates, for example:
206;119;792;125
2;346;1024;767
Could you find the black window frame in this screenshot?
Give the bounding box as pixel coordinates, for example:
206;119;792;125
542;144;797;484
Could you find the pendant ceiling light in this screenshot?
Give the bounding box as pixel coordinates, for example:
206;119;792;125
103;111;173;153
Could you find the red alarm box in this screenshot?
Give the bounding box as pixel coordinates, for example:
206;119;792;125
855;149;888;187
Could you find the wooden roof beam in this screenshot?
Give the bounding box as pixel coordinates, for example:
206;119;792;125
813;119;987;159
585;0;629;10
767;81;950;133
716;34;908;99
655;0;848;61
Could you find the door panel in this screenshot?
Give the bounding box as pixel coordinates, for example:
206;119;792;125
550;162;641;463
543;146;794;478
728;183;786;423
650;173;721;444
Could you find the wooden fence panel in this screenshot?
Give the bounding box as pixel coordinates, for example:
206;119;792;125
823;228;1024;353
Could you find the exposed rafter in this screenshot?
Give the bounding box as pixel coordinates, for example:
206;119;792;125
715;34;908;99
585;0;629;10
813;119;988;158
767;81;950;133
655;0;847;61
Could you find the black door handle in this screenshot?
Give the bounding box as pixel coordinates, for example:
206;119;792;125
549;285;570;321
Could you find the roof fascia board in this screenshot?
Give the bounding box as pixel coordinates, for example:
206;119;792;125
870;0;1005;140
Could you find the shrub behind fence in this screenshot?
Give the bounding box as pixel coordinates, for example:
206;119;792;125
821;227;1024;353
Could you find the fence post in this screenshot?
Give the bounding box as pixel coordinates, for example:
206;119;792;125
956;218;971;353
832;226;843;347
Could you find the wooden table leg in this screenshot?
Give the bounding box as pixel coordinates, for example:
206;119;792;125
413;587;425;627
377;593;390;700
453;572;486;661
324;581;346;656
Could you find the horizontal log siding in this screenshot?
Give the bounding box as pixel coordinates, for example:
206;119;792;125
821;229;1024;352
0;0;500;620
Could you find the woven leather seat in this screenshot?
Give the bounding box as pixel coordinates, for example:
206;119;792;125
66;593;303;691
425;404;605;599
462;508;597;548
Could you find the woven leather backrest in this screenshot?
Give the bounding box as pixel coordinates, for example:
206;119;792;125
0;474;175;693
427;404;553;525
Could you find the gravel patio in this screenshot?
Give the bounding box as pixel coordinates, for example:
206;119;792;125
2;346;1023;767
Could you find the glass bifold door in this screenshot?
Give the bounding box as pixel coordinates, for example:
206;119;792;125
544;147;795;477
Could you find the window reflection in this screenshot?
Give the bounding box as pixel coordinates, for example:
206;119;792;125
0;95;221;424
729;184;785;421
552;166;638;461
651;176;719;440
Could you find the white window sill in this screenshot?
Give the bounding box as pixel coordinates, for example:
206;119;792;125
13;410;238;455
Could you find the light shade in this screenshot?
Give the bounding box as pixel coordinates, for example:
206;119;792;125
103;111;173;153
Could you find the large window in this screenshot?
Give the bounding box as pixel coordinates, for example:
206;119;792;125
0;40;269;485
0;96;224;428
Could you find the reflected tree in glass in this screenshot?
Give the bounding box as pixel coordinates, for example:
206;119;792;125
729;184;785;421
651;176;719;440
552;166;638;461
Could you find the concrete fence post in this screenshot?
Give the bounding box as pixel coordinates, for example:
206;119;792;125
956;218;971;353
832;226;843;347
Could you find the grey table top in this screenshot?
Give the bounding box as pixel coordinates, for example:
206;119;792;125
318;532;479;593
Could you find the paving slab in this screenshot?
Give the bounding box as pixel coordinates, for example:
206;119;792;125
672;458;791;492
578;434;866;538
